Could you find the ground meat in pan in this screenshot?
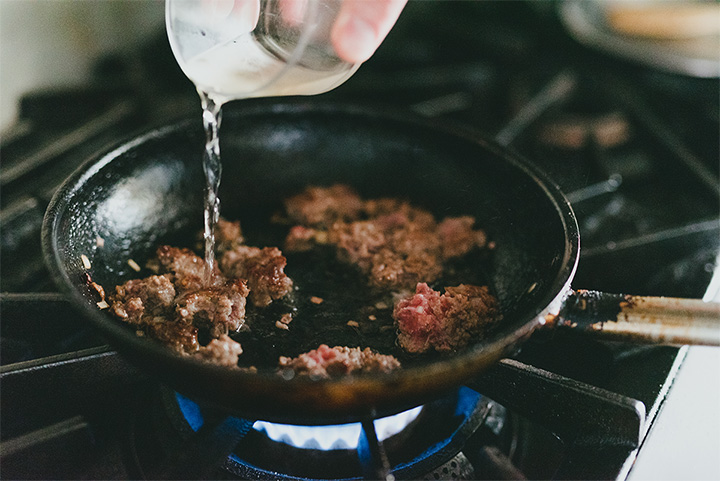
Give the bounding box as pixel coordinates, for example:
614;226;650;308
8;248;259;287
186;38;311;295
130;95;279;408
278;344;401;379
194;334;243;367
285;225;327;252
104;186;494;373
326;213;444;289
437;216;487;259
108;246;253;362
110;274;176;325
220;245;293;307
214;218;244;252
144;318;200;353
150;246;216;294
176;279;249;337
369;200;437;231
393;282;501;353
328;220;388;272
369;249;443;291
109;273;204;353
106;224;297;365
284;185;489;291
284;184;365;227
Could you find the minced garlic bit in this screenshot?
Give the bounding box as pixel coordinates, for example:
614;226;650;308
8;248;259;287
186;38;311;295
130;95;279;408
310;296;324;304
347;320;359;328
279;313;293;325
89;281;105;301
368;314;377;321
127;259;141;272
96;236;105;248
81;254;91;270
315;231;329;244
374;301;388;310
275;321;290;330
96;300;109;309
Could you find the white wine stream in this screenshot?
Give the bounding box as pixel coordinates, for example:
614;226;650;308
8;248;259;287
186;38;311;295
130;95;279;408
199;92;222;285
191;35;356;283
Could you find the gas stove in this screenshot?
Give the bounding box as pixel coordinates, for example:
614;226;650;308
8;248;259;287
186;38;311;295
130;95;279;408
1;2;718;480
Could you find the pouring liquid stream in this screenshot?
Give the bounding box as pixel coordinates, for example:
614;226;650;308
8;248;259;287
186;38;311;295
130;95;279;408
200;91;222;285
188;35;357;285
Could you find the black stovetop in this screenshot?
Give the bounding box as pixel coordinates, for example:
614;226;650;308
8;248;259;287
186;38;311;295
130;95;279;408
1;2;718;480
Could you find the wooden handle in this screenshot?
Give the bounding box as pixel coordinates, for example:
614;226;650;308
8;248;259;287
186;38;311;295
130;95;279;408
555;290;720;346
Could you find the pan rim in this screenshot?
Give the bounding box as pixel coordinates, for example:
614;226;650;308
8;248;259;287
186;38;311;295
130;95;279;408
41;99;580;420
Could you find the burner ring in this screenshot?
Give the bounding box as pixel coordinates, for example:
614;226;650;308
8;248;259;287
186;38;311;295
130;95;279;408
128;386;497;480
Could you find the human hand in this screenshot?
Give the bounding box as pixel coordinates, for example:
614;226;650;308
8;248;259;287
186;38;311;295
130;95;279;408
330;0;407;63
199;0;406;64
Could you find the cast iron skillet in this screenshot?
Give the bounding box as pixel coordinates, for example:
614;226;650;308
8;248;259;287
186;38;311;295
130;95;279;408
42;101;717;424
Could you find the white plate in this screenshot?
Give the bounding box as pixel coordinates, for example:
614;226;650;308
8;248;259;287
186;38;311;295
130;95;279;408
560;0;720;78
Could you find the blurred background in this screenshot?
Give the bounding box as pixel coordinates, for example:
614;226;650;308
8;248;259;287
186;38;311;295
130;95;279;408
0;0;164;131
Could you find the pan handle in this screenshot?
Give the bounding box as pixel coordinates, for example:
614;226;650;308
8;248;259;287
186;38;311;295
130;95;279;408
553;290;720;346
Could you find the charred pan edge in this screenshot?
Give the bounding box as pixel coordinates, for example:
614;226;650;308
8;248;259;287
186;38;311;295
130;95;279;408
554;289;628;330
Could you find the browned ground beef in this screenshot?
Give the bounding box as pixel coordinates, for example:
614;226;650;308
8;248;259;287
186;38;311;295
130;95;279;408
393;283;501;353
175;279;249;337
328;220;388;272
437;216;488;259
194;334;244;367
109;260;247;359
110;274;176;324
220;245;293;307
283;185;489;291
214;218;244;251
145;319;200;353
369;248;443;291
108;226;293;366
278;344;401;379
283;184;365;227
105;187;492;371
151;246;211;294
285;225;322;252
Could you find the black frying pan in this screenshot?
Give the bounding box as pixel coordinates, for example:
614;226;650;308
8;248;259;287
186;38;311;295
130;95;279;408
42;101;719;424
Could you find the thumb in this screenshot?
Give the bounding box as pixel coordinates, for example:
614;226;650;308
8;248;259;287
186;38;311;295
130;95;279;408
330;0;407;64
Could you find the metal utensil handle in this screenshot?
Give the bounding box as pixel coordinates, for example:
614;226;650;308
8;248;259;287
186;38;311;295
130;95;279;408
556;290;720;346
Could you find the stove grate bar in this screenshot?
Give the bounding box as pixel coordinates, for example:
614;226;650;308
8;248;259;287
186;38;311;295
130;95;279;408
598;73;720;198
0;100;135;188
467;359;645;448
0;415;90;458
